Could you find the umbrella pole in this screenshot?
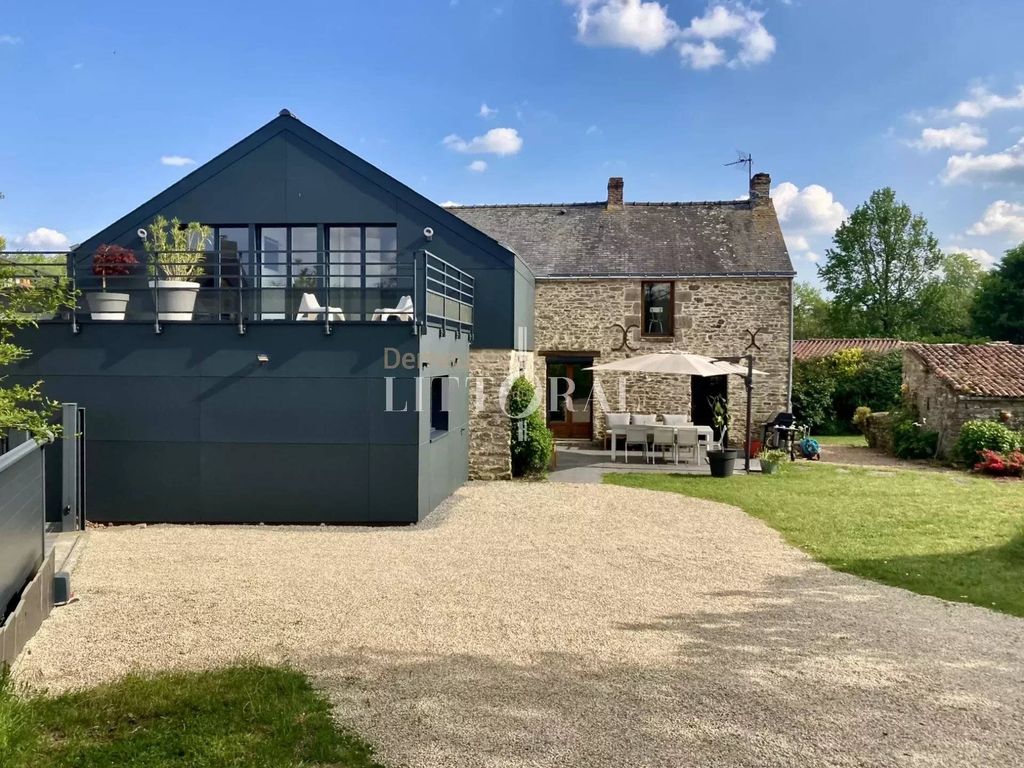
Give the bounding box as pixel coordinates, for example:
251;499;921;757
742;354;754;474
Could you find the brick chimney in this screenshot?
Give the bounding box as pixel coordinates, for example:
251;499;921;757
607;177;624;209
750;172;771;207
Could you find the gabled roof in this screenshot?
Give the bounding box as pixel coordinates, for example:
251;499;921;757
907;342;1024;398
449;199;794;278
74;110;516;269
795;338;904;360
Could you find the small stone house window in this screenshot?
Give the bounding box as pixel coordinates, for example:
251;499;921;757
641;281;674;337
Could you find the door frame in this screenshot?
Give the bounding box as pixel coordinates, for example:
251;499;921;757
545;355;595;440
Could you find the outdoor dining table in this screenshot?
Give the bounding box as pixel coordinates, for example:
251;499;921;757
608;424;715;463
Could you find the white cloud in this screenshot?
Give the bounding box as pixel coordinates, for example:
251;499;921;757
72;62;84;70
785;234;811;252
440;201;462;208
945;246;997;268
443;127;523;156
571;0;679;53
909;123;987;151
585;124;601;135
966;200;1024;240
678;4;775;69
951;85;1024;119
771;182;848;233
678;40;725;69
0;34;21;45
942;138;1024;185
467;160;488;173
479;103;498;119
160;155;196;167
13;227;70;252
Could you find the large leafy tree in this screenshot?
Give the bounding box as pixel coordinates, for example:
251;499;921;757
0;238;77;439
972;243;1024;342
916;251;986;339
793;282;831;339
819;188;942;337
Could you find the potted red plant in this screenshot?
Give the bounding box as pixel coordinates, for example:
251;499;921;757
87;244;137;320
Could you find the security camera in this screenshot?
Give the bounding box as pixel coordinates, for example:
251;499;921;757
137;228;148;240
423;227;434;241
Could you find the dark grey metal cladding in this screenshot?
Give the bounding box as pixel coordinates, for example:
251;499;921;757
72;116;534;349
416;330;470;520
0;441;45;613
9;324;464;524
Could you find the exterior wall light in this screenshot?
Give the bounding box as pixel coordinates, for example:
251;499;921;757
257;354;270;365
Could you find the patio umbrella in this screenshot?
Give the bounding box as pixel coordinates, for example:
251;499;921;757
586;351;763;377
585;351;766;472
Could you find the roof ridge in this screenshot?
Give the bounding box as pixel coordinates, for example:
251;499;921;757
447;200;749;210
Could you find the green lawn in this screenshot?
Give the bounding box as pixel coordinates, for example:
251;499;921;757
606;465;1024;617
811;434;867;447
0;664;386;768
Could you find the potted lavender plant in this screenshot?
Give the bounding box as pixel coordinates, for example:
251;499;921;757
86;244;137;320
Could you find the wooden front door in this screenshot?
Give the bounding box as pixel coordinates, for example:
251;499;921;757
546;359;594;439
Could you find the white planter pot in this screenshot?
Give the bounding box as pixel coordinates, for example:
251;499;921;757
149;280;200;321
85;291;130;321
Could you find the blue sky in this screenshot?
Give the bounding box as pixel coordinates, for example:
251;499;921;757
2;0;1023;284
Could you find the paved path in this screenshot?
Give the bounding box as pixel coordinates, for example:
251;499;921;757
16;483;1024;767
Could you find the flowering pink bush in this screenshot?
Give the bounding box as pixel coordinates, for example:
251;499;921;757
974;449;1024;477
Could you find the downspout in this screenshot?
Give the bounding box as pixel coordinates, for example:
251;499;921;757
787;276;794;410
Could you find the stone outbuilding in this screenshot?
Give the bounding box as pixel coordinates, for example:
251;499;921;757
903;343;1024;457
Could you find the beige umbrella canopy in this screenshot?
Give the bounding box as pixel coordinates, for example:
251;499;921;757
586;351;764;377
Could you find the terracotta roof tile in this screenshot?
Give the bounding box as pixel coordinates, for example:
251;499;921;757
907;343;1024;398
794;338;904;360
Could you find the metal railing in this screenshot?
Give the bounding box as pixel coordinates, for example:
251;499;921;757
1;249;475;338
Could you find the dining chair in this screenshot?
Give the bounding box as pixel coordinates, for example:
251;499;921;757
650;426;677;464
623;425;650;464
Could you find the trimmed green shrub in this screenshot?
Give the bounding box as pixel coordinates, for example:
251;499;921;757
792;349;902;434
954;420;1022;465
891;407;938;459
507;376;553;477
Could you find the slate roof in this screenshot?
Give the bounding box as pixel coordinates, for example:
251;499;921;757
450;200;793;278
907;343;1024;398
794;338;905;360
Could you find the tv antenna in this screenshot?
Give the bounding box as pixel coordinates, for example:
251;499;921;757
724;152;753;187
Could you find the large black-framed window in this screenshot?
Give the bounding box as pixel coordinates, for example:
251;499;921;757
257;226;319;320
327;225;399;320
641;281;674;337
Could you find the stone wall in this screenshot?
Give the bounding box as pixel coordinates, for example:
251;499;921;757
903;349;1024;458
467;348;536;479
865;412;894;453
532;277;792;446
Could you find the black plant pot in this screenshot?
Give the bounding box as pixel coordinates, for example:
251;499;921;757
708;449;738;478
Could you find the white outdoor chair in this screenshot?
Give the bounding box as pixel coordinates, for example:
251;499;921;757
605;412;630;456
295;293;345;322
631;414;658;426
650;426;677;464
372;295;414;322
623;425;651;464
676;427;700;465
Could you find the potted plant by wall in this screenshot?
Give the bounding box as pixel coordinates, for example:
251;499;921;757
758;447;788;475
86;244;137;320
143;215;210;321
707;394;738;478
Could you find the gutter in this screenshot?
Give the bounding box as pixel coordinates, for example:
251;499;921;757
537;271;797;280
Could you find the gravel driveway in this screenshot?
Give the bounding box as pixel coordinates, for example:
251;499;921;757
16;482;1024;767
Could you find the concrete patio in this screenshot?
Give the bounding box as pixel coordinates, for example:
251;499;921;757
548;441;762;483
